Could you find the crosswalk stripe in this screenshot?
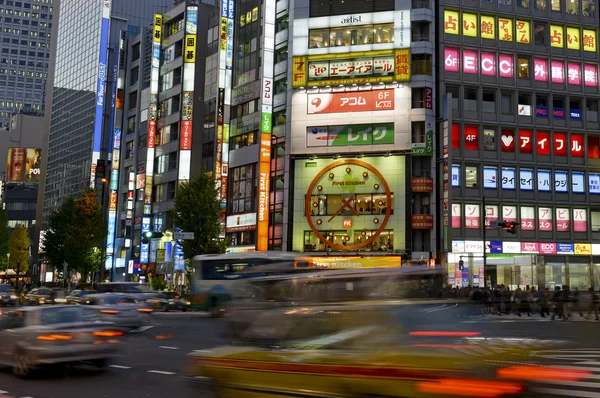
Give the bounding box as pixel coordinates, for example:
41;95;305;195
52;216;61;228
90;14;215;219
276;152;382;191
532;387;600;397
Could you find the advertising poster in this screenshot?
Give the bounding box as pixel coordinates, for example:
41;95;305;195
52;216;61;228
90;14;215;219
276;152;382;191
6;148;41;183
308;89;394;114
307;123;394;147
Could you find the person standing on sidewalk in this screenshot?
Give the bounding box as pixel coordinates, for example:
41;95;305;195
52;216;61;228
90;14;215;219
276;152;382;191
587;288;600;321
551;286;563;321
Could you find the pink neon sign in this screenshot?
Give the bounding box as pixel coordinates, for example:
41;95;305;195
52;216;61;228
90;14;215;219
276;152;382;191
534;59;548;82
499;55;513;78
568;63;581;85
444;48;459;72
551;60;565;83
585;64;598;87
463;50;478;74
481;53;496;76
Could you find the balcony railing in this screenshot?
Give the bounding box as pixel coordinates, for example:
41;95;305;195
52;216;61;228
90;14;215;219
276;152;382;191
412;0;430;8
411;33;430;42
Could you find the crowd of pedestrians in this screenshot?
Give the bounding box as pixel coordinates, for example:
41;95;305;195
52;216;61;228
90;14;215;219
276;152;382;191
439;284;600;320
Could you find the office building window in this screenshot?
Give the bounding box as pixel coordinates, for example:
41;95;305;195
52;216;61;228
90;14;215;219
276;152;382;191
466;166;479;188
518;58;530;78
519;0;530;7
567;0;579;13
501;92;513;114
535;23;546;44
230;165;256;214
583;0;596;15
552;0;561;10
483;129;496;151
127;116;136;133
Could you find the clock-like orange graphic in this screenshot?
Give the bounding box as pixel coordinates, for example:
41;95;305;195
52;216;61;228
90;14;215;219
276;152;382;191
304;159;393;251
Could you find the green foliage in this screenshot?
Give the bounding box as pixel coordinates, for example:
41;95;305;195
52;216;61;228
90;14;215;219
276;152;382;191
0;209;10;269
168;169;228;259
42;190;106;281
149;274;167;291
9;225;30;274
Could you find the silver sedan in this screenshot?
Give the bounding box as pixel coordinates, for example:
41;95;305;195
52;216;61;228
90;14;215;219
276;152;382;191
83;293;154;331
0;305;124;377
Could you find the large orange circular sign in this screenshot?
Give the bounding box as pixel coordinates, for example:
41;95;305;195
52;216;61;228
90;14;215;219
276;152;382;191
304;159;393;251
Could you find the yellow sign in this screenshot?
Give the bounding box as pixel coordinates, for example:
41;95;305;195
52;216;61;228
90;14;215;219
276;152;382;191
156;249;166;263
220;17;227;51
153;14;162;43
252;7;258;21
567;27;581;50
498;17;513;41
550;25;564;48
583;29;597;52
480;15;495;39
444;10;459;35
575;243;591;255
291;56;307;88
394;48;410;81
294;256;402;269
184;35;196;63
516;20;530;43
462;13;477;37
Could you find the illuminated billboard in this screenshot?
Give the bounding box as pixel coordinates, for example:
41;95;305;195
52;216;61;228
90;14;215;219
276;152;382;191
292;50;410;88
292;156;406;252
308;89;394;114
6;148;41;183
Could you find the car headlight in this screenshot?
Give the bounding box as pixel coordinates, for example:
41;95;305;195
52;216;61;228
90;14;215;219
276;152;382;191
186;301;191;305
54;298;67;303
168;301;175;305
10;295;16;299
39;299;45;304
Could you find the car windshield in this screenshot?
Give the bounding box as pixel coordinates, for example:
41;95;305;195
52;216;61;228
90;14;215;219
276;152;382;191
0;285;11;293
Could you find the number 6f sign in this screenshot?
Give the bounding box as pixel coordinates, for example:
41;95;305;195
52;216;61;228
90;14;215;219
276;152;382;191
307;89;395;114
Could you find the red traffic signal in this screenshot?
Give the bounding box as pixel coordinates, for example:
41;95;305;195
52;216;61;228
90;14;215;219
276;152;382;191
498;221;520;234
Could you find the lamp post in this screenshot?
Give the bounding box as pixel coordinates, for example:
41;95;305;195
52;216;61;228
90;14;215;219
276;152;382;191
5;253;9;284
100;178;108;282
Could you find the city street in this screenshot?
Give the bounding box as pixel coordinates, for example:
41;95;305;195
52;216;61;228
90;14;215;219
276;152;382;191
0;312;599;397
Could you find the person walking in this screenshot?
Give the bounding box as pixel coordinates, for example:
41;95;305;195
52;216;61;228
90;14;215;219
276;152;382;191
587;288;600;321
551;286;563;321
573;287;584;317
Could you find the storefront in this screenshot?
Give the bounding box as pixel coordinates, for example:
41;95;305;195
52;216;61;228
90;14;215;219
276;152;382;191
291;156;407;253
449;240;600;289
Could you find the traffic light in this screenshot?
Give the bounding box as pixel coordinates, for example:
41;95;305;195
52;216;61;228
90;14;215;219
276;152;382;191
498;221;520;234
141;231;163;244
459;260;464;270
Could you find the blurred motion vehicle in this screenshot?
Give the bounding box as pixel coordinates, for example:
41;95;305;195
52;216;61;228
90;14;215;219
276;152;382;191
187;266;590;398
95;282;158;301
65;289;97;304
0;284;17;306
189;252;403;314
23;288;65;305
0;305;123;377
146;292;191;312
83;293;153;330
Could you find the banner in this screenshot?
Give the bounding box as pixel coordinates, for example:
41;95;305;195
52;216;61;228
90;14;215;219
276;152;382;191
6;148;41;183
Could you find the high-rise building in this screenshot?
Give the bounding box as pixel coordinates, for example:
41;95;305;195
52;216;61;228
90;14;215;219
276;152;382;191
438;0;600;289
40;0;173;227
0;0;53;129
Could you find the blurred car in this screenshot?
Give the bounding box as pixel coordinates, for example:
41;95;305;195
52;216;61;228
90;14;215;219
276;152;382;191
95;282;159;301
65;289;97;304
0;305;123;377
0;284;17;306
83;293;153;330
23;288;61;305
187;268;593;398
146;292;191;312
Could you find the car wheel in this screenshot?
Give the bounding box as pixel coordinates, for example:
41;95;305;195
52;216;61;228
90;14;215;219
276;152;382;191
12;350;32;378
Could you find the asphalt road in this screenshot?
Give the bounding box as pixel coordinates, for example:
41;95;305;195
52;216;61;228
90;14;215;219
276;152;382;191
0;311;599;398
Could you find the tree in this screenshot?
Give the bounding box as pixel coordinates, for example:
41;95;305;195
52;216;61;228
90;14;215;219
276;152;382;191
9;225;30;292
0;209;10;271
169;169;227;259
42;190;106;283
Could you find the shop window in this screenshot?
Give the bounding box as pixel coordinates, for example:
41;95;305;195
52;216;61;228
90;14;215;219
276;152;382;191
534;23;546;43
570;263;590;291
592;211;600;231
322;23;393;47
308;195;327;216
567;0;579;13
583;0;596;15
552;0;561;10
231;165;255;214
309;28;329;48
501;92;513;114
231;132;257;149
465;166;478;188
518;58;530;79
483;129;496;151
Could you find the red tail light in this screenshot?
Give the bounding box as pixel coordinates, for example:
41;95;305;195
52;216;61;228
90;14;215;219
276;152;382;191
93;330;124;337
138;308;153;313
498;366;592;381
417;378;523;397
409;331;482;337
101;309;119;315
37;334;73;341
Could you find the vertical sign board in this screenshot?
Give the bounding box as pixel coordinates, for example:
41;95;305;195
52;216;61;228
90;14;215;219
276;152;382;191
105;32;126;271
92;0;112;188
145;14;162;217
257;0;275;251
442;94;452;254
179;6;198;183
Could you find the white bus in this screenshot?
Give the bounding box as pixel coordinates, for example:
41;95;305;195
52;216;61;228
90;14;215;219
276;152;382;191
189;252;403;312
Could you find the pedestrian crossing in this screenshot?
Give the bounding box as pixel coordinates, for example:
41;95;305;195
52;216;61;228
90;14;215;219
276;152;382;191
528;349;600;397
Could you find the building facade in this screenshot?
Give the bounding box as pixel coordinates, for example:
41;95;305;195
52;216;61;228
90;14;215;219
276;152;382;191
40;0;173;228
0;0;53;129
438;0;600;289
